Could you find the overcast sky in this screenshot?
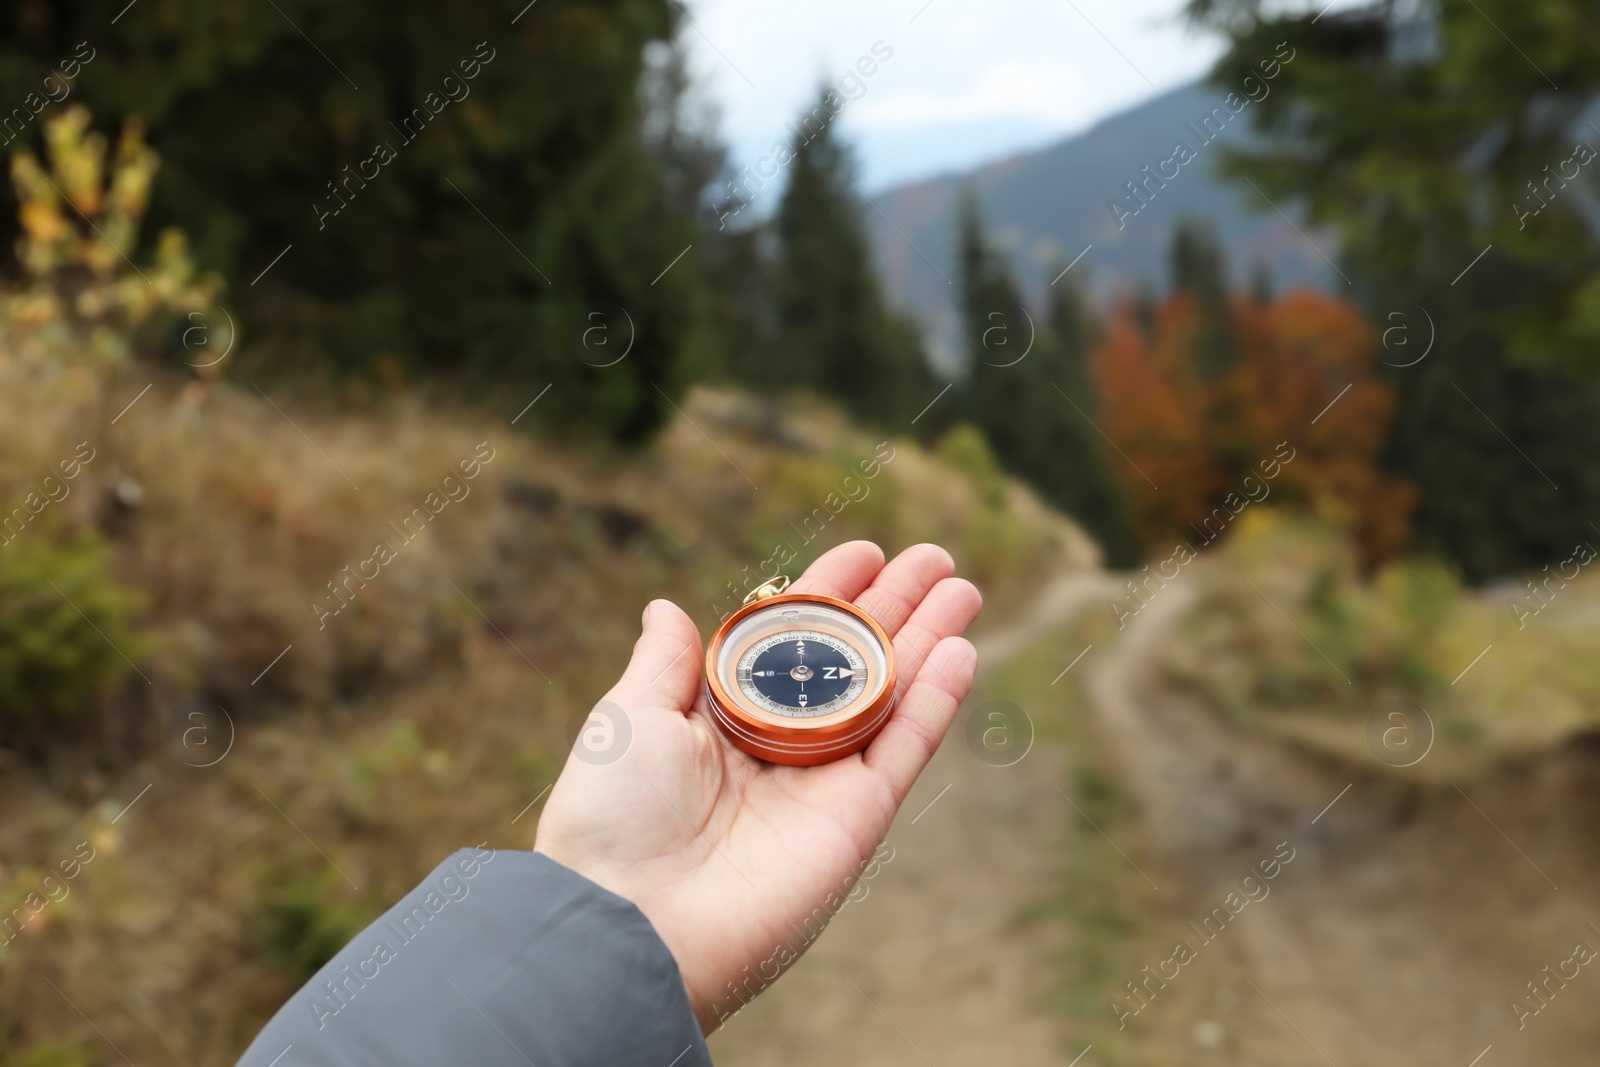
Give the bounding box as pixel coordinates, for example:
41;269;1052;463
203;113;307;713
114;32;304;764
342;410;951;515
679;0;1226;193
680;0;1373;192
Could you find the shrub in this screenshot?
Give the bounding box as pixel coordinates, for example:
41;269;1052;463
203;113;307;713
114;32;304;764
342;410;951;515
0;530;144;739
936;423;1006;508
251;866;375;986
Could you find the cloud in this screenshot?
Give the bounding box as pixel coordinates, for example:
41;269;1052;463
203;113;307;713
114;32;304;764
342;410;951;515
686;0;1219;189
851;57;1091;130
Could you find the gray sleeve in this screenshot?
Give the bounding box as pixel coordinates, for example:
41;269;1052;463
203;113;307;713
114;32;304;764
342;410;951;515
235;848;712;1067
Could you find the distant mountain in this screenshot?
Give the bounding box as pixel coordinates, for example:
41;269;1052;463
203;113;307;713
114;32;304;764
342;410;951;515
865;82;1338;369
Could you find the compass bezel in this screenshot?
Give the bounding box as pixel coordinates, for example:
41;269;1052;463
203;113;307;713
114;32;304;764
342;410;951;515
705;591;898;765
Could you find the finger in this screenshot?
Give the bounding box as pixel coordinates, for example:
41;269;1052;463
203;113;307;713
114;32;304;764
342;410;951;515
787;540;885;602
854;543;956;639
889;576;982;705
863;636;979;806
607;598;703;711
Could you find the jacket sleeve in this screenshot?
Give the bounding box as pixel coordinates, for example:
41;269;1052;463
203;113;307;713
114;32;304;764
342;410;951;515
234;848;713;1067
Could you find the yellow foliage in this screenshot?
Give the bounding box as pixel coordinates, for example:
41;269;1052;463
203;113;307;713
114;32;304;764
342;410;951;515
6;104;223;364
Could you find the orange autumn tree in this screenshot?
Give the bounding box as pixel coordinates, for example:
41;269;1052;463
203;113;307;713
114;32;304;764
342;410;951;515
1094;286;1415;566
1093;299;1213;542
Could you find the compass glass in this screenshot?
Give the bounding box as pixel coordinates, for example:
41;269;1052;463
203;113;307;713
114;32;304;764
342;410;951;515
714;600;889;722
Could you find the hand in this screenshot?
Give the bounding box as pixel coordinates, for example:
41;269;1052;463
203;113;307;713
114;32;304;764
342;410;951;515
533;541;983;1032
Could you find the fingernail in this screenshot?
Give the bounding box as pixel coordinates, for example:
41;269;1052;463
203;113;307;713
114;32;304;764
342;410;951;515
641;601;654;628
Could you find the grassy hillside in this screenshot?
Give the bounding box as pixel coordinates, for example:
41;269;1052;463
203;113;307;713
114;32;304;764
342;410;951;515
1160;510;1600;778
0;306;1097;1064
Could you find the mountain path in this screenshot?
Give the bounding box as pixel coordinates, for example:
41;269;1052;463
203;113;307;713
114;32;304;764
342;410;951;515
709;568;1600;1066
707;570;1117;1067
1090;584;1600;1067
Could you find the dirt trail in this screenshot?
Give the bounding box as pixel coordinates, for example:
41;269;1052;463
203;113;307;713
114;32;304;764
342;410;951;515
1082;586;1335;865
708;572;1117;1067
1090;583;1600;1067
711;570;1600;1066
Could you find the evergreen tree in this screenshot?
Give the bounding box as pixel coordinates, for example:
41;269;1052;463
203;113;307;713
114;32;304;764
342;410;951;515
1169;223;1255;496
0;0;704;442
1249;261;1275;306
769;89;933;428
1132;282;1159;341
1047;275;1142;565
1186;0;1600;579
699;226;775;391
956;193;1139;564
1170;219;1240;381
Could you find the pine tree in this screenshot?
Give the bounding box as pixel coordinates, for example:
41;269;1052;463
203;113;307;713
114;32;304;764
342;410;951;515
1169;223;1254;495
769;89;933;428
1047;277;1142;565
1170;219;1240;382
1186;0;1600;579
956;193;1140;563
1249;261;1274;306
0;0;702;442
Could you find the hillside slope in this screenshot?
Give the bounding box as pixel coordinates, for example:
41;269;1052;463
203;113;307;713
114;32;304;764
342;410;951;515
0;320;1099;1065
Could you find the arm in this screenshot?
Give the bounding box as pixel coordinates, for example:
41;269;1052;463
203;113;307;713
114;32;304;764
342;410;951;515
235;848;710;1067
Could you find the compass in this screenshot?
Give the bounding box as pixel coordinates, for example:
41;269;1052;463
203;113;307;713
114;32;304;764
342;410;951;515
706;577;896;765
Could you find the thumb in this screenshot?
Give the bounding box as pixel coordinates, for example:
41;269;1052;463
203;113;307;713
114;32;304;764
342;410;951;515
608;598;704;712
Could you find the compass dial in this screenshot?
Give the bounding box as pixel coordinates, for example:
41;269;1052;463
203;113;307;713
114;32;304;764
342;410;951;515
737;630;868;719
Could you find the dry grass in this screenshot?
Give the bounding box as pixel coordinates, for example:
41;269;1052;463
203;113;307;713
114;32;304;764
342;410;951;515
1161;509;1600;780
0;319;1095;1065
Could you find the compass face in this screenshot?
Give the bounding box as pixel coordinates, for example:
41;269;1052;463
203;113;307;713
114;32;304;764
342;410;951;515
738;630;867;718
713;599;890;725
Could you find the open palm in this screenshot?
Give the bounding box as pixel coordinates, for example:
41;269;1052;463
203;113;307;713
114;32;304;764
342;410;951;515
534;541;982;1032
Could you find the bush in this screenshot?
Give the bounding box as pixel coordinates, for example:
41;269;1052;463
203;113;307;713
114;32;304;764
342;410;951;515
936;423;1006;508
251;867;376;986
0;530;144;739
